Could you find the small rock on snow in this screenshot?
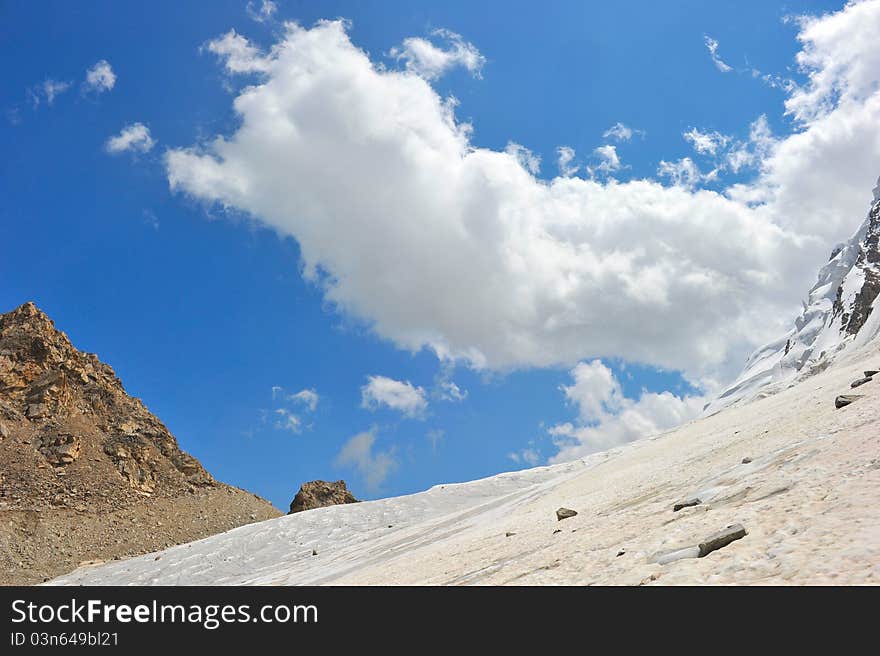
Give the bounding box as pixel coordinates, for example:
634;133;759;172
673;497;701;512
556;508;578;521
698;524;747;558
850;377;873;388
835;394;863;409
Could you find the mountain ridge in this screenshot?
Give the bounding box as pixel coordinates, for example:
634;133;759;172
0;301;281;584
705;176;880;414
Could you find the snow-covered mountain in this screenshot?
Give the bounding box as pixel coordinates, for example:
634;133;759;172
705;176;880;414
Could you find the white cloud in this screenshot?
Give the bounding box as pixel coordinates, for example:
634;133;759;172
274;408;302;433
589;144;622;176
704;35;733;73
556;146;578;177
335;428;398;490
427;428;444;453
84;60;116;93
247;0;277;23
432;363;468;402
548;360;705;461
166;9;880;386
724;115;777;173
143;209;160;230
559;360;623;420
105;123;155;154
205;29;271;74
656;157;717;188
290;388;319;411
34;79;71;106
683;127;730;156
602;122;641;142
390;28;485;80
361;375;428;418
785;1;880;123
272;385;320;411
508;447;541;466
436;380;467;402
505;142;541;175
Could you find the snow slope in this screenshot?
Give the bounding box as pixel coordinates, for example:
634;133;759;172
705;177;880;414
51;342;880;585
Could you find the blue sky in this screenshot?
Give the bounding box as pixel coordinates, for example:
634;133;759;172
3;0;877;510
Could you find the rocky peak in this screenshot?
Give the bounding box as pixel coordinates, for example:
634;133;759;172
706;176;880;414
288;480;358;514
0;301;213;504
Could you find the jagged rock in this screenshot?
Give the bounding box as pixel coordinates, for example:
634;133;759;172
673;497;701;512
26;403;48;419
288;480;358;514
865;370;879;377
707;180;880;414
0;301;280;585
851;376;873;388
37;432;81;466
698;524;747;557
556;507;578;521
835;394;864;409
741;457;753;464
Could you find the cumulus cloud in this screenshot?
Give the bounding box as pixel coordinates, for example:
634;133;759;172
602;122;641;142
548;360;705;461
166;8;880;387
785;1;880;123
247;0;277;23
504;142;541;175
390;28;485;80
683;127;730;156
84;60;116;93
361;375;428;418
589;144;622;176
335;428;398;491
105;123;155;154
724;115;777;173
556;146;578;177
656;157;717;189
205;29;271;73
704;35;733;73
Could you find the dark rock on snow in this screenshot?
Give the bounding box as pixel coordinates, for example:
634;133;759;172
556;507;578;521
673;497;701;512
289;480;358;514
835;394;864;409
698;524;747;558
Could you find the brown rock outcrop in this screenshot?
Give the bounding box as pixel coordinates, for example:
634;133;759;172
0;302;281;584
289;480;358;514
